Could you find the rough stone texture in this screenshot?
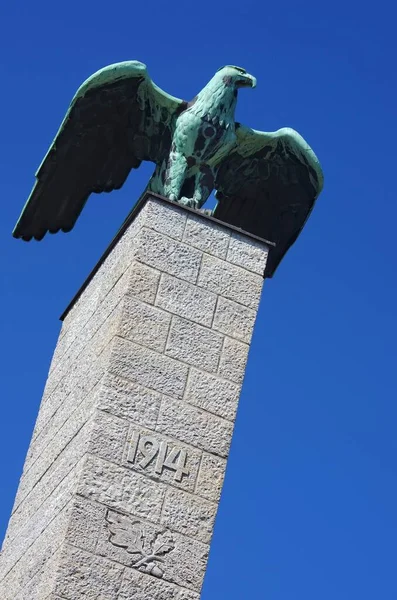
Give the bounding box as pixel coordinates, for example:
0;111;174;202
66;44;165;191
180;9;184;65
161;488;218;543
119;568;201;600
196;453;227;503
4;427;91;546
135;228;202;284
54;545;124;599
0;196;268;599
183;214;230;259
184;368;240;421
77;455;166;521
197;253;263;310
109;336;189;399
64;497;106;554
156;398;233;457
0;499;74;600
118;295;172;352
88;411;130;466
141;197;187;241
213;296;257;343
165;317;224;373
125;261;161;303
227;232;269;275
97;372;161;428
155;274;217;327
218;336;250;384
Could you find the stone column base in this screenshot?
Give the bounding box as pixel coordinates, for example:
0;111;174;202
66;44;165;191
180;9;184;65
0;194;269;599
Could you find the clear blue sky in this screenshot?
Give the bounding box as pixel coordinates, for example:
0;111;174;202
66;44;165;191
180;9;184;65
1;1;396;598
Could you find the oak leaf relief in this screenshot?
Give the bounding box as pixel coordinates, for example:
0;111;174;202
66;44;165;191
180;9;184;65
107;510;175;578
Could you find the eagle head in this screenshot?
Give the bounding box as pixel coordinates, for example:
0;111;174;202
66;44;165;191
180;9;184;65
216;65;257;89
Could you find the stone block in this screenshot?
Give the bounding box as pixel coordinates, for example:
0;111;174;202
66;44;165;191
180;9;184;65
213;296;257;342
161;487;218;543
118;565;201;599
126;261;161;304
5;426;90;545
59;284;101;347
64;497;106;554
77;455;166;522
97;373;161;429
179;590;201;600
50;271;127;374
32;345;105;444
88;410;130;465
142;197;187;240
50;296;119;391
109;337;189;399
135;228;202;284
93;215;144;304
165;317;224;373
118;295;171;352
2;543;63;600
218;336;250;384
155;274;217;327
54;246;129;364
59;213;144;336
227;232;269;274
12;387;97;514
183;214;230;259
31;382;70;443
184;368;240;421
54;544;124;600
197;253;263;310
13;547;62;600
41;333;110;407
26;375;101;475
156;398;232;457
122;424;202;493
90;304;124;358
196;453;227;502
0;492;74;588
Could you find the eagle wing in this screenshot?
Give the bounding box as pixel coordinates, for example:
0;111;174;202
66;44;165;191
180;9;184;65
13;61;186;241
214;125;323;276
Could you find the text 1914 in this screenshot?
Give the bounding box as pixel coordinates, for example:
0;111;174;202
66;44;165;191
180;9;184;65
127;431;190;482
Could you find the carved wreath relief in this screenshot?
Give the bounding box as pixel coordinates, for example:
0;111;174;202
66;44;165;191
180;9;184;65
127;431;190;482
107;511;175;579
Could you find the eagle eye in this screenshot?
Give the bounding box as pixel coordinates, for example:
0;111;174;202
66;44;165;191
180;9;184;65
217;65;247;74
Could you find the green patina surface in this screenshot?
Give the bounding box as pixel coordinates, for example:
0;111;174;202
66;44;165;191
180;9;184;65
13;61;324;276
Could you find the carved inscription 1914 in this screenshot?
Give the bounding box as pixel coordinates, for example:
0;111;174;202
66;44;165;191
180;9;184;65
127;431;190;482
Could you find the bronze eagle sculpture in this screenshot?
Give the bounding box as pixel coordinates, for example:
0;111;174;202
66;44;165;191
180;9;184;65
13;61;323;276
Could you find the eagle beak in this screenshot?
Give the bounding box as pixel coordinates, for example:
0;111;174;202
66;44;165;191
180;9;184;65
237;74;256;88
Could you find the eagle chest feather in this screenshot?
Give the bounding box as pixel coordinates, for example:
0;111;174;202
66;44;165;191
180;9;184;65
173;109;236;166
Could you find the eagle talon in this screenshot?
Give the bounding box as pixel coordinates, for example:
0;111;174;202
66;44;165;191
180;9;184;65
199;208;214;217
178;197;200;210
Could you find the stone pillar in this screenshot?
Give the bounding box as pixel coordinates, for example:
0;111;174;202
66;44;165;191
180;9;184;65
0;194;269;600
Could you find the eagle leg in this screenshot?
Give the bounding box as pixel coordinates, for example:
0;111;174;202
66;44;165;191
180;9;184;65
178;165;214;210
163;152;188;202
192;165;214;209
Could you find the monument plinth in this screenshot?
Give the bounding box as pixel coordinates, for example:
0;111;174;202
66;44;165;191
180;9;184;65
1;194;269;599
4;57;323;599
